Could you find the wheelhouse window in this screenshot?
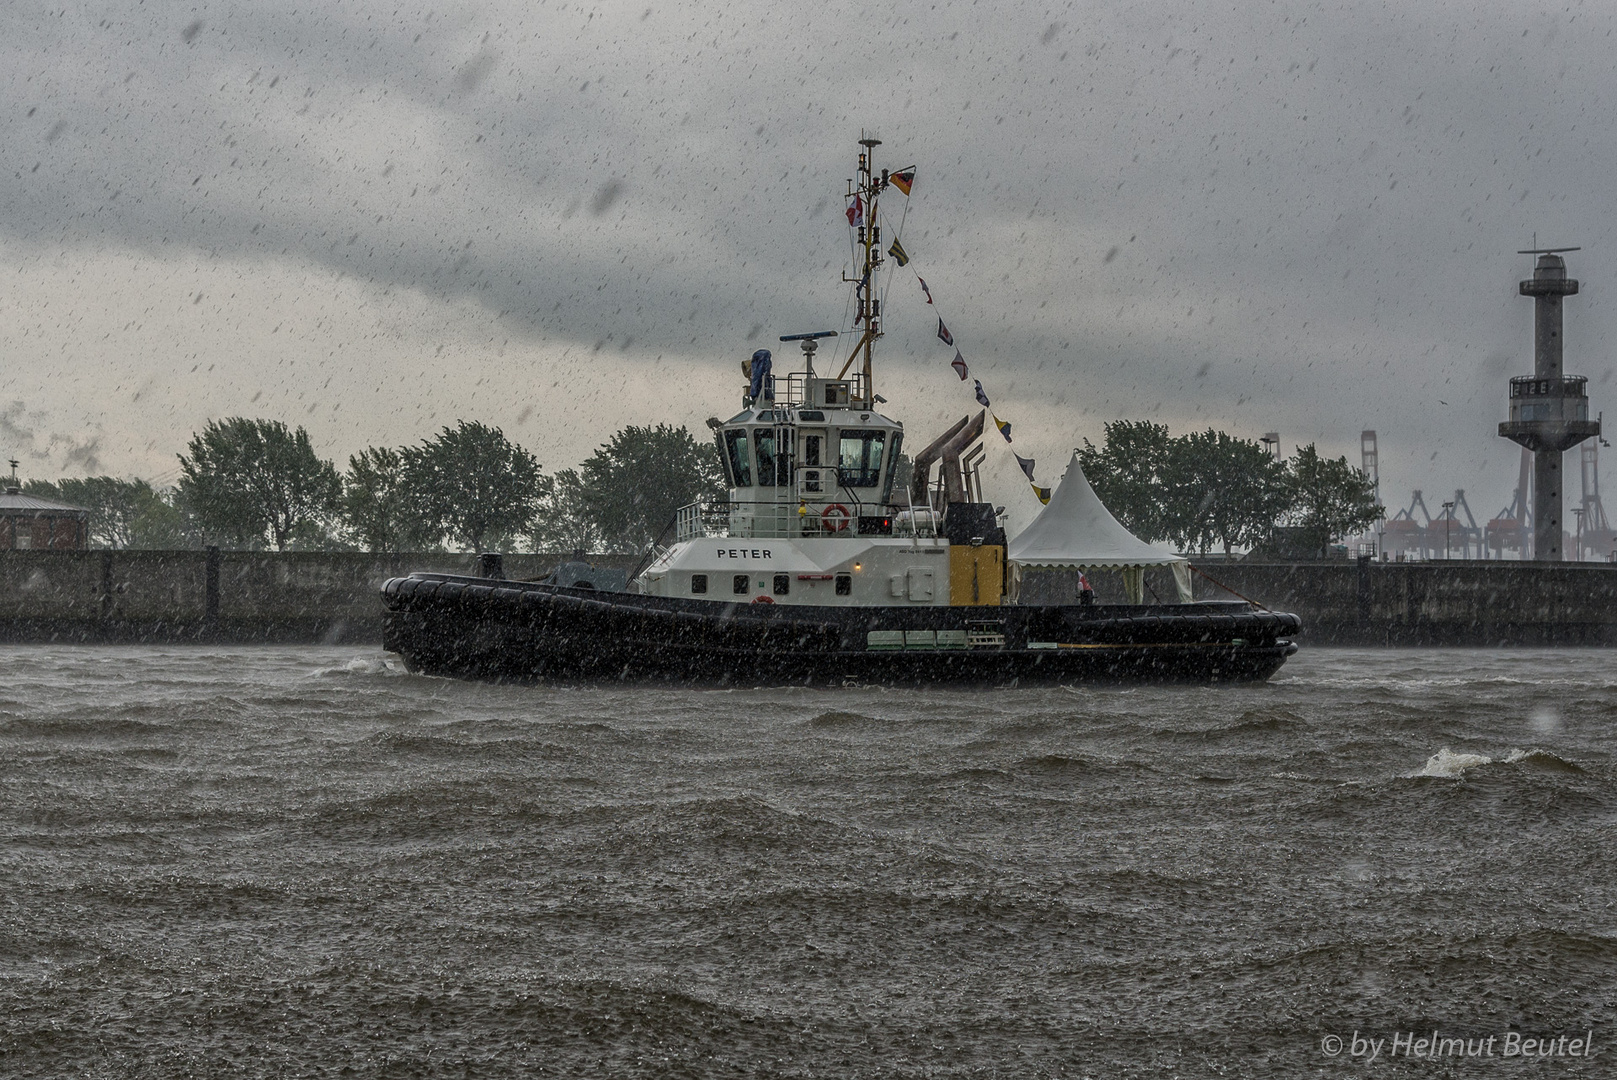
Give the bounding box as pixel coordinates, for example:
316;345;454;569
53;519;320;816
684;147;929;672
691;574;708;594
881;431;903;503
754;428;791;487
802;433;824;492
837;429;886;488
723;429;752;487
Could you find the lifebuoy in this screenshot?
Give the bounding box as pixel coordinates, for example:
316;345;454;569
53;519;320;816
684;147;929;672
821;503;852;532
751;595;775;604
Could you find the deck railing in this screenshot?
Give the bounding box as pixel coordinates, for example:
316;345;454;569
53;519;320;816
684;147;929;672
767;372;870;408
673;497;940;542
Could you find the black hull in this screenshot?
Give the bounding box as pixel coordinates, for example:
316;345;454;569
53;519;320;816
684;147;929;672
380;573;1301;687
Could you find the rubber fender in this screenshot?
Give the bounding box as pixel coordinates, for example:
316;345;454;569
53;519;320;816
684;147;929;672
627;603;684;625
661;609;714;643
544;589;580;609
545;590;593;613
1261;612;1294;635
1170;618;1202;640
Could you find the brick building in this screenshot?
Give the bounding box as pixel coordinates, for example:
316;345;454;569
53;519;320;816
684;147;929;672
1;483;90;550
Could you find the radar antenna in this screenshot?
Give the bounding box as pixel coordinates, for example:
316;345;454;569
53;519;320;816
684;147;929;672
780;330;838;378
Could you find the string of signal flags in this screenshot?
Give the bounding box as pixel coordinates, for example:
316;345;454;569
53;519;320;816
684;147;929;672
848;171;1052;506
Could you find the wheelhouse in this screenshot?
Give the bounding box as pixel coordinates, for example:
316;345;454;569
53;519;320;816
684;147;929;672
700;346;912;543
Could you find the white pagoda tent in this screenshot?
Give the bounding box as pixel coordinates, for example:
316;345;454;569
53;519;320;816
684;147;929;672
1006;452;1191;604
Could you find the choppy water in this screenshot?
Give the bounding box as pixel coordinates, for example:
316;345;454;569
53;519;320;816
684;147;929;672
1;646;1613;1078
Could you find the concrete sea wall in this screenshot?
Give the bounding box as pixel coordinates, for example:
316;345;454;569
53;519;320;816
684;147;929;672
0;550;637;644
996;558;1617;646
1185;559;1617;646
2;550;1614;646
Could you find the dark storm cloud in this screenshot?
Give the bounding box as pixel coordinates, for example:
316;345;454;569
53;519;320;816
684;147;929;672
5;0;1617;505
1;0;858;353
0;400;100;470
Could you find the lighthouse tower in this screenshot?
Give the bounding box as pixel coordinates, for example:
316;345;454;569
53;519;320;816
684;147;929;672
1499;249;1602;560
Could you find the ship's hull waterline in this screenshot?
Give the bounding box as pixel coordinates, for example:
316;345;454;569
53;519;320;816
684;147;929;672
382;573;1300;686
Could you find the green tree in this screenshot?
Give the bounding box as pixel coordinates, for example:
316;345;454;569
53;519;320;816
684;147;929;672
177;418;343;550
1076;420;1176;542
533;468;606;554
1281;443;1382;557
129;488;195;549
1165;430;1290;554
574;424;725;553
342;447;425;552
55;477;178;549
401;421;544;553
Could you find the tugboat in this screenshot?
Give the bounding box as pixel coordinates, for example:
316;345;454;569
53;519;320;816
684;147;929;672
381;138;1301;685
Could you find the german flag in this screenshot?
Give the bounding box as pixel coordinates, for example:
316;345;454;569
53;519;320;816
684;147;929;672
890;169;915;196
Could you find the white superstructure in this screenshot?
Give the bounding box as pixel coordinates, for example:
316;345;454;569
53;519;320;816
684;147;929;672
637;338;968;607
631;346;1011;610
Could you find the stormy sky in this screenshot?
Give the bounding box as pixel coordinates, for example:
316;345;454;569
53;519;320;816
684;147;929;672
4;0;1616;532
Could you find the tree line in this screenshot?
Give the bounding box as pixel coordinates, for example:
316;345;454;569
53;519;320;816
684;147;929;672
1078;420;1381;556
22;415;1377;557
21;417;723;554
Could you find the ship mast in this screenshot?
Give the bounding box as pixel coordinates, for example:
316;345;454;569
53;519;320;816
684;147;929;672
839;135;886;405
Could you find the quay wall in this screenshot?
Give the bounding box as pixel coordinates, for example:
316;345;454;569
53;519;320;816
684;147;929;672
1;550;1614;646
1023;558;1617;645
0;550;637;644
1183;559;1617;646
